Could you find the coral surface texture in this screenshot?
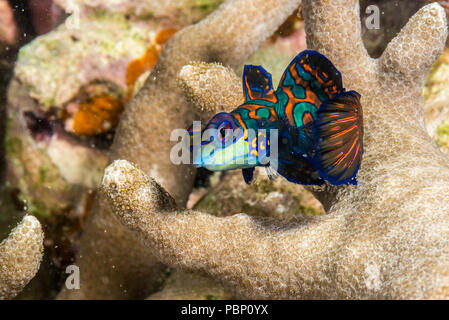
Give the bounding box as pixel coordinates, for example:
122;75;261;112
101;0;449;299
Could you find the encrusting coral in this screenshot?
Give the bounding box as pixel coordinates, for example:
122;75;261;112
0;215;44;300
59;0;302;299
102;1;449;299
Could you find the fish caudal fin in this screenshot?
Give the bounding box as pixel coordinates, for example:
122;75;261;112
313;91;363;185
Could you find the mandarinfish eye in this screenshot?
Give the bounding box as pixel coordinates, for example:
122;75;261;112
217;120;232;143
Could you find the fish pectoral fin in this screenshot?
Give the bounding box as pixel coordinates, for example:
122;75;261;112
243;65;274;100
242;167;255;184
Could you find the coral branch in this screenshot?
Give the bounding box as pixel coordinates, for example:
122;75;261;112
0;215;44;300
104;1;449;299
102;160;322;299
303;0;372;82
380;4;448;84
177;62;243;113
0;0;17;45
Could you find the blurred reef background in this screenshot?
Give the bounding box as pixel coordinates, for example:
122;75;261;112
1;0;449;299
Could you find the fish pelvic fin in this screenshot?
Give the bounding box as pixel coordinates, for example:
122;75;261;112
242;167;255;184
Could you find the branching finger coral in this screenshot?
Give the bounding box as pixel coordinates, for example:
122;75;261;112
177;62;243;113
103;1;449;299
0;215;44;300
59;0;302;299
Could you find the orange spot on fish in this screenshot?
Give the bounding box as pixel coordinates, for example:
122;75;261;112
302;112;313;125
329;124;357;139
334;136;358;167
329;116;357;124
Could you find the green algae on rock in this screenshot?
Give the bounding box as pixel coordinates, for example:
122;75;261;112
435;120;449;152
6;81;108;219
7;11;160;221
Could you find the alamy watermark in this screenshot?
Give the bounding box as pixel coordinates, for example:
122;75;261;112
170;121;279;171
365;5;380;30
65;265;80;290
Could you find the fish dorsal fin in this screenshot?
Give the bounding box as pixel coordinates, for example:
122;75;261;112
242;167;255;184
243;65;274;101
279;50;344;105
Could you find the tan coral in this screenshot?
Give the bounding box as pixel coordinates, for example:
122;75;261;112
177;62;243;113
59;0;302;299
0;215;44;300
102;1;449;299
193;168;324;218
147;270;233;300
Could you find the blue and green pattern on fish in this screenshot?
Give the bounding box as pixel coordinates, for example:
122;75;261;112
189;50;364;186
